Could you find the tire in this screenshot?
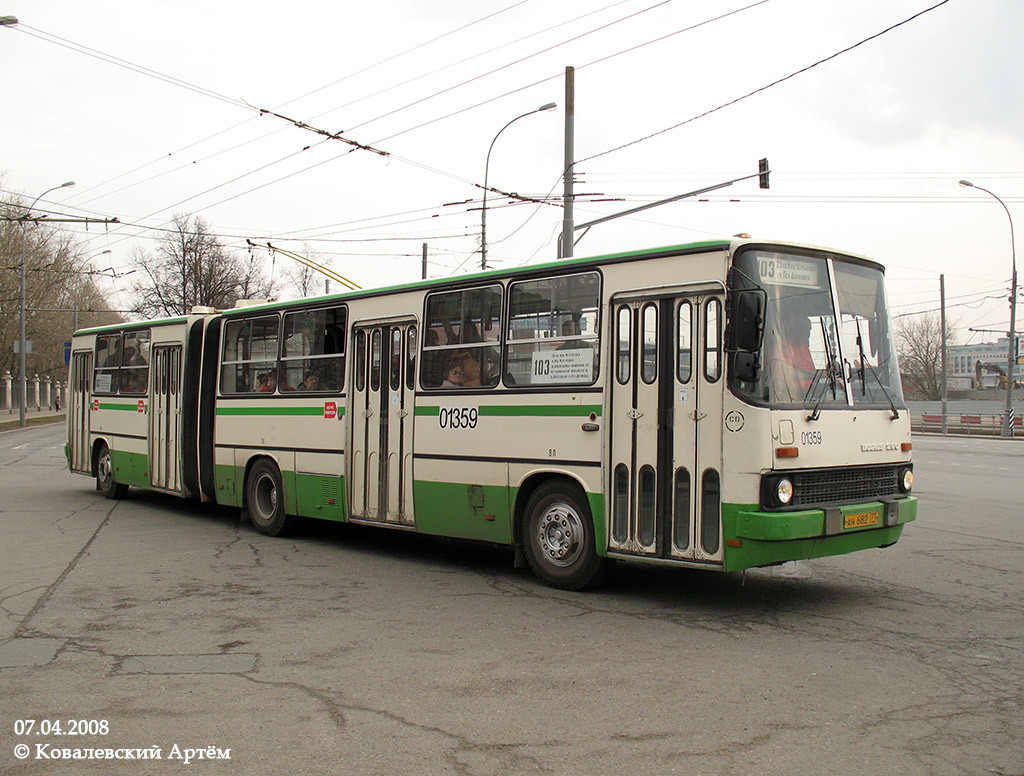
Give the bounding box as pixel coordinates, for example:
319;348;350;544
521;480;612;590
96;442;128;499
245;459;294;537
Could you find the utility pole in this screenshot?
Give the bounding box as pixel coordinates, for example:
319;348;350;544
422;243;428;280
559;65;575;259
940;274;948;435
16;210;117;426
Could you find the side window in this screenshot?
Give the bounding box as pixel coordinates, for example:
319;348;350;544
93;333;121;394
506;271;600;387
421;284;502;389
389;328;402;392
220;315;280;394
370;329;382;392
641;303;658;385
405;326;417;391
120;329;151;394
704;298;722;382
354;330;366;392
616;307;631;385
677;301;692;384
280;305;347;393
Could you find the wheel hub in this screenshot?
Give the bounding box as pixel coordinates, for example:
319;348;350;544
255;475;277;518
537;503;584;567
98;454;112;482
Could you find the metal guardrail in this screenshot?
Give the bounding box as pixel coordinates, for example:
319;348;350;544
911;413;1021;437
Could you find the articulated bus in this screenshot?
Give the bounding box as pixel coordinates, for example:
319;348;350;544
66;239;916;589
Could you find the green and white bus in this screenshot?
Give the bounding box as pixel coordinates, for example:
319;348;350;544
65;238;916;589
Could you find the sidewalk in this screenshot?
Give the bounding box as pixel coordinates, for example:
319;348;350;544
0;408;66;433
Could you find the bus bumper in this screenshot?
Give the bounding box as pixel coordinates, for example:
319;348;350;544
721;496;917;572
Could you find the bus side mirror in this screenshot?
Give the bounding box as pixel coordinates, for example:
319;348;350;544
729;290;765;353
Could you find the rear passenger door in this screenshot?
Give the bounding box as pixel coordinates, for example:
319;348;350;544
349;320;417;526
149;345;182;492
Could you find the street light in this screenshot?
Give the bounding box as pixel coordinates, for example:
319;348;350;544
960;178;1018;436
20;180;76;427
480;102;557;271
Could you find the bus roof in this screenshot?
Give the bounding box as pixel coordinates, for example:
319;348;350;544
217;239;733;318
72;237;885;331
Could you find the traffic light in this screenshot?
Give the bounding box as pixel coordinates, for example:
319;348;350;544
759;158;770;189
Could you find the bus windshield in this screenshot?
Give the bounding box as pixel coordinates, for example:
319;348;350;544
732;249;905;410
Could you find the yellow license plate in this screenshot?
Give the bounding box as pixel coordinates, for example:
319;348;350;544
844;511;880;529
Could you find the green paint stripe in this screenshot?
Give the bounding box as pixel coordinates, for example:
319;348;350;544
99;402;144;412
217;406;346;417
415;404;601;418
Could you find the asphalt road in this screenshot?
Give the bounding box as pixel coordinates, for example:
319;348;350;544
0;423;1021;776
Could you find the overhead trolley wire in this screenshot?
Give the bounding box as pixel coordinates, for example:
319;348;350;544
24;0;533;206
185;0;769;239
368;0;770;145
578;0;953;165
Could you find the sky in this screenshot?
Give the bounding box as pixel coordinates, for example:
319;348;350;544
2;0;1022;345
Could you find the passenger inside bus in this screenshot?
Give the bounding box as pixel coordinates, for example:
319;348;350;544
298;371;320;391
556;319;581;348
441;360;465;387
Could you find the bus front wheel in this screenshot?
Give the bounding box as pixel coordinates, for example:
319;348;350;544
96;443;128;500
521;480;611;590
245;459;294;537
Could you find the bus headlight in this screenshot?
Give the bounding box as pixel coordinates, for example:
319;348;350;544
899;467;914;493
776;477;794;505
761;474;797;509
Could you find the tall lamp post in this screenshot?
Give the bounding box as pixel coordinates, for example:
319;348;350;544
19;181;76;426
480;102;557;271
960;179;1018;437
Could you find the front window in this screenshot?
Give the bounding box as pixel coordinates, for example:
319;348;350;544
505;271;600;387
732;249;903;409
280;305;346;392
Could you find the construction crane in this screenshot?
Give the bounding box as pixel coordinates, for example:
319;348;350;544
974;362;1008;390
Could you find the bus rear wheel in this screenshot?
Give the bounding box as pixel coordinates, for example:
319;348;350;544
522;480;611;590
245;459;294;537
96;443;128;500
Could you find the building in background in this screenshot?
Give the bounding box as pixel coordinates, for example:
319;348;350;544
947;337;1020;390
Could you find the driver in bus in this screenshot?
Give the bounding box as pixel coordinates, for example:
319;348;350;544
770;308;816;395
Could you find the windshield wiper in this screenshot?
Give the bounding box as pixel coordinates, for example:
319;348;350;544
869;357;901;420
853;319;899;419
806;319;840;421
855;320;867;396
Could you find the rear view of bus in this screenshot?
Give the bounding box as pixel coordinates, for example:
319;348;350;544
721;243;916;570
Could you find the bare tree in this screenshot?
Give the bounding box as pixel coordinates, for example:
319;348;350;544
279;244;332;299
895;312;957;400
129;214;273;317
1;192;121;388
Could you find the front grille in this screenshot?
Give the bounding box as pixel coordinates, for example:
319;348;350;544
790;465;903;507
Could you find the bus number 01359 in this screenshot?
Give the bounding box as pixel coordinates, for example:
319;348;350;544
438;407;479;430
